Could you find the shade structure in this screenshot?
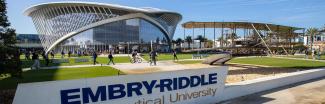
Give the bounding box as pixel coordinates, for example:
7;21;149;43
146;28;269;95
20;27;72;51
182;21;303;31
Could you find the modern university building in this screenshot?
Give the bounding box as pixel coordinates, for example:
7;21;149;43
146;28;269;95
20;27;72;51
24;1;182;54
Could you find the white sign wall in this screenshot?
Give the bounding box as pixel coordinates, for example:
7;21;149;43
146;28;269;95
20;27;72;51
13;66;228;104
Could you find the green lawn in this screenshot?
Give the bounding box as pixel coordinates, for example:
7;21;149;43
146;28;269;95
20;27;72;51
0;66;122;90
141;53;195;61
174;60;202;64
21;56;131;68
229;57;325;69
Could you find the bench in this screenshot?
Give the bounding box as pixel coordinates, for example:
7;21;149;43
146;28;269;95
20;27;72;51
192;54;209;59
201;54;209;58
192;54;202;59
74;58;89;63
52;59;69;64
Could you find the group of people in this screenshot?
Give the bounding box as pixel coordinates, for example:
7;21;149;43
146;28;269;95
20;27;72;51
92;50;179;66
130;50;159;66
58;50;73;59
91;51;115;65
129;50;177;66
305;50;323;60
25;49;180;70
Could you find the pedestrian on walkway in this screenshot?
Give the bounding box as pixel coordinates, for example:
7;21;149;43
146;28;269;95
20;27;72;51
68;51;72;58
173;50;178;61
50;50;55;59
150;50;157;66
317;50;321;60
61;50;65;58
31;51;40;70
92;51;98;65
107;51;115;65
313;50;317;60
41;51;49;66
131;50;137;63
305;50;309;59
25;51;30;60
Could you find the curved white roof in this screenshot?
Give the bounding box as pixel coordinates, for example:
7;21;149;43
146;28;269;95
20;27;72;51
24;1;181;16
24;1;182;53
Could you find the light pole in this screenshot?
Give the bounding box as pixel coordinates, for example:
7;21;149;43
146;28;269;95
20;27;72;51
150;40;153;51
127;42;130;54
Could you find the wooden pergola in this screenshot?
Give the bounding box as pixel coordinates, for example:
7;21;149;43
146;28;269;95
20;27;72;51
181;21;305;55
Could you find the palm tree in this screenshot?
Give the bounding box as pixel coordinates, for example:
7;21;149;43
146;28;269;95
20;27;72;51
306;28;319;51
217;37;226;47
196;35;207;49
227;33;239;47
171;39;177;49
175;38;183;47
184;36;192;49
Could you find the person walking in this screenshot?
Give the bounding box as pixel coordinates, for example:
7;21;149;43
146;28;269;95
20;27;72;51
92;51;98;65
131;50;137;63
173;50;178;61
50;50;55;59
68;51;72;58
25;51;30;60
44;52;50;66
313;50;317;60
150;50;157;66
41;51;49;66
305;50;309;59
61;50;65;58
31;51;40;70
317;50;321;60
107;52;115;65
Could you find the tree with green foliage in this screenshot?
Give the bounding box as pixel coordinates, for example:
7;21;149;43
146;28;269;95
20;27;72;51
0;0;21;77
306;27;319;51
227;33;239;47
196;35;207;49
175;38;183;46
171;38;183;49
205;40;214;48
217;37;226;47
184;36;192;49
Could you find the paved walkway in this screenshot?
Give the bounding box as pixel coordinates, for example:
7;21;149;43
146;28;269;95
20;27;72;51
23;64;112;71
110;60;214;74
235;56;325;62
221;77;325;104
23;59;209;73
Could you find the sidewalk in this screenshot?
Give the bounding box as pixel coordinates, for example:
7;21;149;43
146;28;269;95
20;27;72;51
22;64;115;71
235;56;325;62
111;60;213;74
23;59;208;73
272;56;325;62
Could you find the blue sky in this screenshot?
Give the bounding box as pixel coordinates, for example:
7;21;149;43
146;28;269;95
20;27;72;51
6;0;325;39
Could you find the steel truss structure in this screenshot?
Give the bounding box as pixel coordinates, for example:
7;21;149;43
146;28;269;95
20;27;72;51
24;1;182;53
182;22;305;55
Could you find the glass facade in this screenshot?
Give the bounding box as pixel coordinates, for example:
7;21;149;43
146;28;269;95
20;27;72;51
53;18;170;54
16;34;41;44
16;34;43;50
